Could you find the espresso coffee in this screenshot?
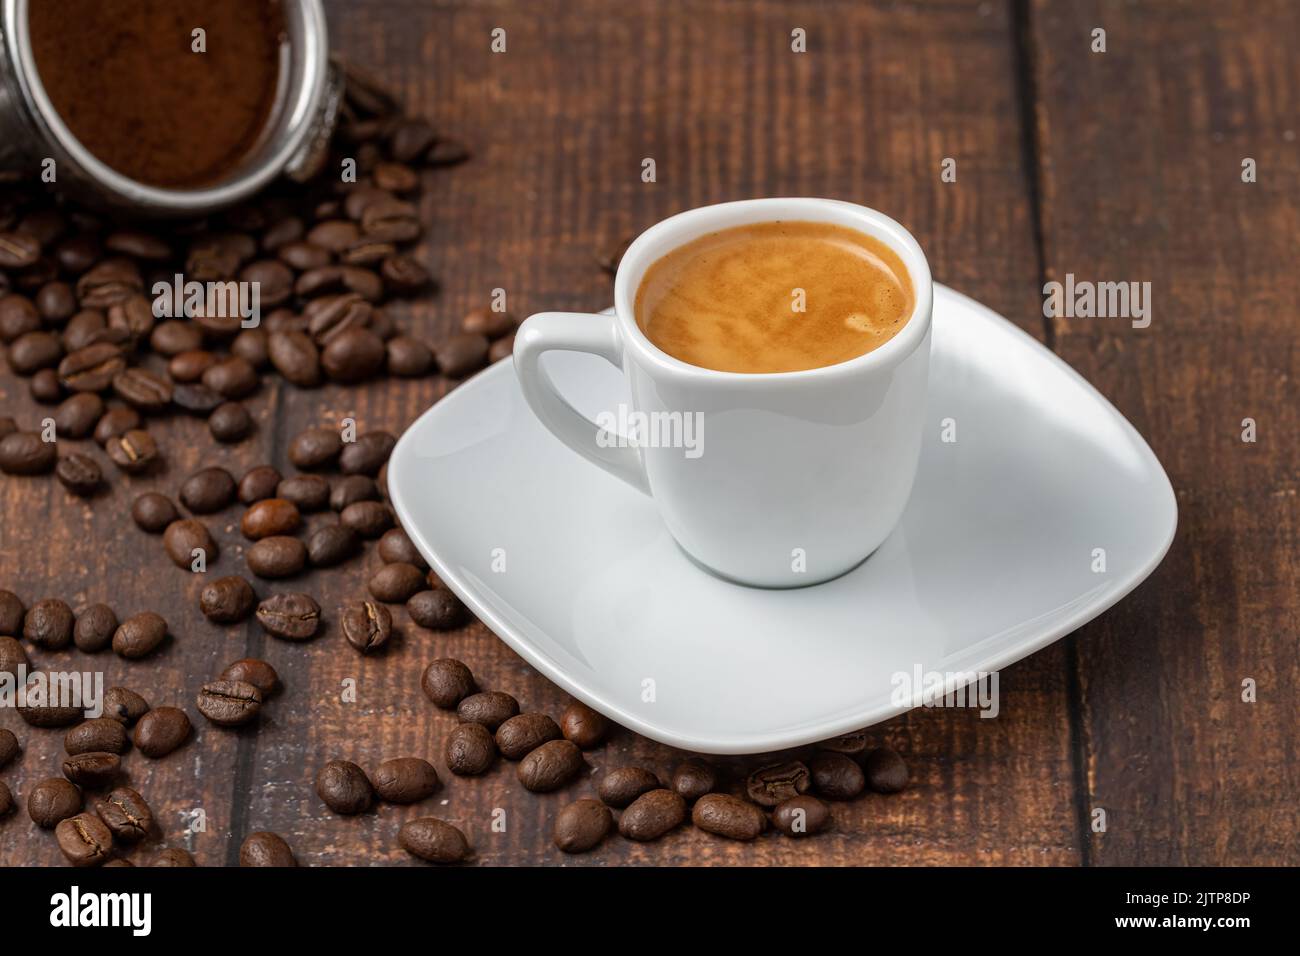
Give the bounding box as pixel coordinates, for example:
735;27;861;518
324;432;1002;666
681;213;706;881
28;0;284;188
635;221;914;373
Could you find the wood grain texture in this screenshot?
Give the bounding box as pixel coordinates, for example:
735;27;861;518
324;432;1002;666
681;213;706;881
1028;0;1300;864
1;0;1292;867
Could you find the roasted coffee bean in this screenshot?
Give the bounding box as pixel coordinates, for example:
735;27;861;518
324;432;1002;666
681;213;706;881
28;777;82;827
461;308;516;339
64;309;109;351
619;789;686;842
306;523;361;567
172;382;224;415
62;752;120;788
436;332;489;377
36;280;77;322
169;349;217;382
17;675;84;727
72;604;117;652
0;590;25;636
692;793;767;841
398;818;470;864
103;687;149;725
772;795;831;837
373;161;418;193
746;761;812;808
384;334;433;376
93;405;140;446
307;219;360;252
361;198;420;243
53;392;104;437
559;701;608;750
196;680;262;726
278;239;331;271
240;259;294;306
817;729;871;756
368;562;425;604
0;728;19;768
340;500;393;538
65;718;129;756
338;431;395;476
150;319;202;356
276;474;330;512
58;342;126;392
289;427;342;469
54;453;103;496
112;611;167;659
24;598;74;649
241;498;301;539
7;330;63;374
379;251;432;293
231;328;269;368
864;747;909;793
0;636;27;678
106;429;159;473
406;589;464;632
0;431;57;475
597;767;661;809
133;707;191;758
240;831;297;867
255;592;321;640
76;258;142;309
322;326;385;382
372;757;440;804
199;576;256;625
268;330;322;386
671;760;719;802
262;215;304;251
94;788;153;842
330;474;380;511
30;367;62;402
56;812;113;866
517;739;583;792
457;691;519;731
809;751;866;800
305;290;371;338
186;233;255;282
179;466;236;514
238;465;282;504
444;721;496;776
387;119;438;162
150;848;196;867
200;356;258;399
132;492;178;533
377;528;427;568
421;658;476;709
221;659;279;696
209;401;253;442
488;334;514;364
553;799;613;854
0;293;41;342
112;368;172;411
105;230;170;260
105;295;155;346
316;759;373;815
496;713;562;761
0;782;12;818
340;600;392;653
247;536;307;578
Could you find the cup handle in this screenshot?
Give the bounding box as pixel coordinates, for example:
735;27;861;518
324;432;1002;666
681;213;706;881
513;312;651;495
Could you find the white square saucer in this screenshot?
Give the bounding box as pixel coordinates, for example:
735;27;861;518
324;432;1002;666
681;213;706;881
389;285;1176;754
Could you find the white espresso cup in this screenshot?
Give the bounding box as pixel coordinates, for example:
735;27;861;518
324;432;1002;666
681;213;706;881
514;197;933;588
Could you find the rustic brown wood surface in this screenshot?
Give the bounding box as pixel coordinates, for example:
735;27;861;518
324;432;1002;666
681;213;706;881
0;0;1295;866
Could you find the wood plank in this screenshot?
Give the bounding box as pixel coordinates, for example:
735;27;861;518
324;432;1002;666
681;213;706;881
1028;0;1300;864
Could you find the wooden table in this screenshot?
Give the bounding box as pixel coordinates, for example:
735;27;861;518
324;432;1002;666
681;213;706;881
1;0;1296;866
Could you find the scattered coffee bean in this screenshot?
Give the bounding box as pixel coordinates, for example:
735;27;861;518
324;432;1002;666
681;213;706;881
517;739;583;792
316;759;373;815
112;367;172;411
368;562;425;604
180;466;237;513
59;342;125;393
196;680;263;727
289;427;342;469
818;729;871;756
692;793;766;841
201;356;259;399
241;498;301;539
559;700;608;750
56;812;113;866
8;330;63;374
340;499;393;538
133;707;191;758
809;751;866;800
268;330;321;386
457;691;519;731
772;795;831;837
62;752;121;789
131;492;178;533
338;431;395;476
330;474;379;511
209;401;253;442
65;719;129;756
30;368;62;403
406;588;464;630
220;659;279;696
377;527;426;568
496;713;562;761
671;760;719;802
103;687;149;725
554;799;613;854
95;788;153;842
746;761;812;808
112;611;167;659
150;848;196;867
24;598;74;649
29;777;82;827
421;658;476;709
0;636;24;677
398;818;470;864
238;465;282;504
0;728;19;769
864;747;909;793
0;590;25;636
162;520;220;573
240;831;297;867
619;789;686;842
93;406;141;446
306;523;361;567
444;721;497;776
340;599;393;654
461;307;516;339
372;757;440;803
597;767;661;809
247;535;307;578
436;332;489;377
385;334;433;376
53;392;104;438
199;575;257;624
172;382;225;415
55;453;103;496
255;592;321;640
276;474;331;512
106;429;158;473
17;676;84;727
0;431;57;475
